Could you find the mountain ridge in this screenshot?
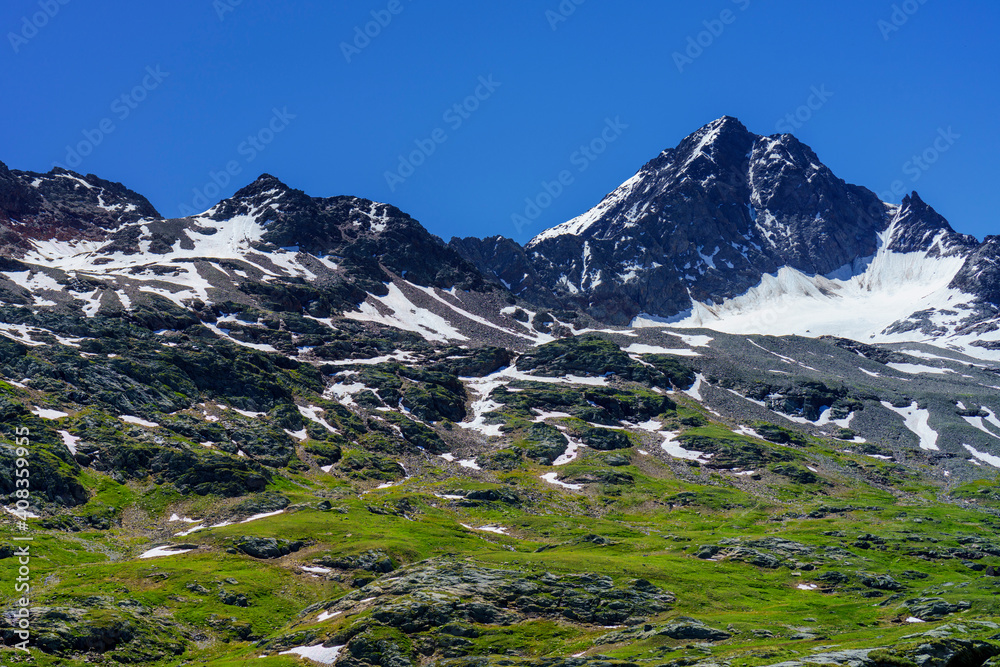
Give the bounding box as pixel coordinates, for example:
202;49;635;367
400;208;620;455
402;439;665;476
2;116;998;358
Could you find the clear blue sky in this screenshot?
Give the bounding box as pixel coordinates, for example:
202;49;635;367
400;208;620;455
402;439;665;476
3;0;997;243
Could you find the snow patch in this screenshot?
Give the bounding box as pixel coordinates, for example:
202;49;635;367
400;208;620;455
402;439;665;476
139;545;196;559
963;444;1000;468
32;407;69;419
278;644;345;664
121;415;158;427
880;401;939;451
660;431;712;464
540;472;584;490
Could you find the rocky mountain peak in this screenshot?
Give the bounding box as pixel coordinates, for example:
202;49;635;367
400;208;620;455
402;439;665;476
0;165;160;256
886;191;978;256
676;115;755;165
204;173;303;224
455;117;998;328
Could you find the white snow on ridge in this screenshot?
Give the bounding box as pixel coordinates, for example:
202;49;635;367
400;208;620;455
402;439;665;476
121;415;158;427
553;434;587;466
461;523;509;535
881;401;939;451
58;431;80;455
458;372;507;437
298;405;339;433
25;213;267;273
673;333;713;348
528;172;644;246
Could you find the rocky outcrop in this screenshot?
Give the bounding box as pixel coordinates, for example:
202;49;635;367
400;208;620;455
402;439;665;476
599;617;732;644
308;559;674;628
233;536;304;559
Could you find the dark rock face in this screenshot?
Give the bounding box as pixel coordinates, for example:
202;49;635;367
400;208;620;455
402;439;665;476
951;235;1000;306
449;235;557;307
886;192;978;256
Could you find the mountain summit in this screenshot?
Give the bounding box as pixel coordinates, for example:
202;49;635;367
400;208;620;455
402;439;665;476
451;117;997;354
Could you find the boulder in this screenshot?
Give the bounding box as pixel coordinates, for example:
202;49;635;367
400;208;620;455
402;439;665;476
658;617;731;641
233;536;304;559
861;574;904;591
904;597;972;620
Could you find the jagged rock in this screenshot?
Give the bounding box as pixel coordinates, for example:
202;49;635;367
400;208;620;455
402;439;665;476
515;335;657;383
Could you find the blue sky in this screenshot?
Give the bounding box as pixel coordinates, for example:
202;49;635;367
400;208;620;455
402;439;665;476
2;0;997;243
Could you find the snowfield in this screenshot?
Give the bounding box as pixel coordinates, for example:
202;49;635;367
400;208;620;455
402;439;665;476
634;221;998;359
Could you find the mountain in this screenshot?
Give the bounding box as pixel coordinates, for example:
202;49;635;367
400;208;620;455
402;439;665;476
1;123;999;667
0;161;159;255
451;117;998;358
